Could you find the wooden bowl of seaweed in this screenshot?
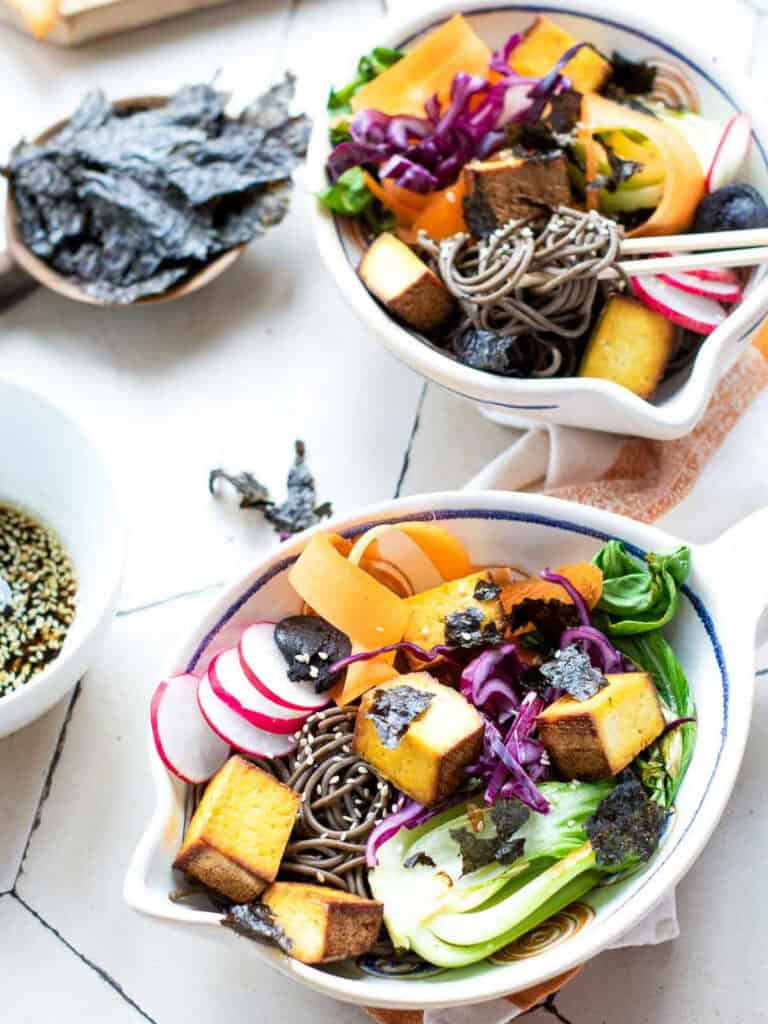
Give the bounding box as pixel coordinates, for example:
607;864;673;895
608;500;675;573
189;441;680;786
2;76;310;308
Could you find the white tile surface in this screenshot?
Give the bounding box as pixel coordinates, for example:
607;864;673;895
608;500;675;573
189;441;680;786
2;1;768;1023
0;895;143;1023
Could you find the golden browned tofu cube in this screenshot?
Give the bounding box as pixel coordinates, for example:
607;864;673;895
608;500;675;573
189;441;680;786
463;153;572;235
174;755;300;902
354;673;484;804
358;232;455;331
579;295;675;400
537;672;665;781
509;16;612;94
403;570;506;667
261;882;383;963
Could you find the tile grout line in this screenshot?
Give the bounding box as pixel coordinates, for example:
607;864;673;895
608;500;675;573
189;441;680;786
116;580;225;618
12;893;160;1024
393;382;427;498
13;680;82;889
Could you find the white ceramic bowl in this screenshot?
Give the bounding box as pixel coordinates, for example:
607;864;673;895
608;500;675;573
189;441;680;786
125;490;768;1009
0;378;125;738
309;0;768;439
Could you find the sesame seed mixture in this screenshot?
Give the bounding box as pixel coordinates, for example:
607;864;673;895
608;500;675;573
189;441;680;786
0;503;77;698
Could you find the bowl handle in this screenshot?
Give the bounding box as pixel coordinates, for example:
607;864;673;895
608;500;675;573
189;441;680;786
704;507;768;647
0;247;38;311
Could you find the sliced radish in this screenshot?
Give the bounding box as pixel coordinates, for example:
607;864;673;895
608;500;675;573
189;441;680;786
632;275;727;334
208;647;307;735
706;113;751;193
197;673;298;758
657;254;739;285
150;674;229;784
240;622;331;713
657;271;742;303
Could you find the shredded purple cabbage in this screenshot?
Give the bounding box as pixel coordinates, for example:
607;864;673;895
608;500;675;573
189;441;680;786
365;791;472;866
540;568;592;626
325;31;586;192
329;639;463;676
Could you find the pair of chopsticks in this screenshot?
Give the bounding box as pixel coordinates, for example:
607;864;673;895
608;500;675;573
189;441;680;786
618;227;768;278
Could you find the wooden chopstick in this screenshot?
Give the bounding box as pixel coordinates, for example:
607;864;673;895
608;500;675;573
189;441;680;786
621;228;768;254
618;246;768;277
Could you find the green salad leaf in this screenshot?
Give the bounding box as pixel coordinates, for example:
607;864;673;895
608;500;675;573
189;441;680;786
327;46;404;112
594;539;690;634
317;166;372;215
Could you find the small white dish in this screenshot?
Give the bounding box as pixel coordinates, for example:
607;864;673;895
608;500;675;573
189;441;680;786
0;378;125;738
308;0;768;439
125;489;768;1010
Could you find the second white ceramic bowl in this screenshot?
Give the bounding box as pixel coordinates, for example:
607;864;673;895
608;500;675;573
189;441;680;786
309;0;768;439
0;378;125;738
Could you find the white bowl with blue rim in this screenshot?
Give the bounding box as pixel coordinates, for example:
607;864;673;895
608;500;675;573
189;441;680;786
124;489;768;1009
308;0;768;440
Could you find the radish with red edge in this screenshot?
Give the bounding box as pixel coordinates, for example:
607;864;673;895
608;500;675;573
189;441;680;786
632;276;727;334
150;674;229;784
657;272;742;304
706;114;751;193
657;253;740;285
197;673;298;758
240;622;331;713
208;647;308;734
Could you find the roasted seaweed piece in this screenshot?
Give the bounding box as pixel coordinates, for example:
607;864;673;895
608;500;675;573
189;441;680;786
609;52;657;97
473;578;501;602
585;770;665;868
403;852;437;869
209;440;332;536
587;139;642;194
5;74;310;303
222;902;293;954
539;644;606;701
274;615;351;693
508;598;580;655
365;685;434;749
450;797;529;874
444;607;501;649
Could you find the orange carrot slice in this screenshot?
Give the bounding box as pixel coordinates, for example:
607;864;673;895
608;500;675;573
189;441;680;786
500;562;604;616
411;180;468;240
351;14;492;118
348;522;473;581
581;94;704;237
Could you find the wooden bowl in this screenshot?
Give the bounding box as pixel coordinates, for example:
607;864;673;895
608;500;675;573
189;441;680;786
3;95;246;308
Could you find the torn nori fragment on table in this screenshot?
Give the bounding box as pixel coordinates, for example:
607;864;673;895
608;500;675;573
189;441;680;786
5;73;310;303
209;439;332;536
222;902;293;954
366;685;434;749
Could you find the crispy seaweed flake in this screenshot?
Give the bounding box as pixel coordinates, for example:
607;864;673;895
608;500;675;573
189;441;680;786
274;615;351;693
586;771;666;869
366;685;434;749
444;607;501;649
6;74;309;303
222;902;293;954
473;578;501;602
403;852;437;869
209;440;332;536
490;797;530;839
450;796;529;875
540;644;606;701
609;52;657;96
507;598;580;655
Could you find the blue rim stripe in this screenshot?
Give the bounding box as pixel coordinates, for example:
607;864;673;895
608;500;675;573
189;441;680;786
185;506;728;952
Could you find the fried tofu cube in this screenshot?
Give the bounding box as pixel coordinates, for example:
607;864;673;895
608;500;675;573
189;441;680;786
463;153;572;236
358;232;455;331
402;570;506;667
174;755;300;902
261;882;383;963
354;673;484;804
579;295;676;399
509;16;612;95
536;672;665;781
